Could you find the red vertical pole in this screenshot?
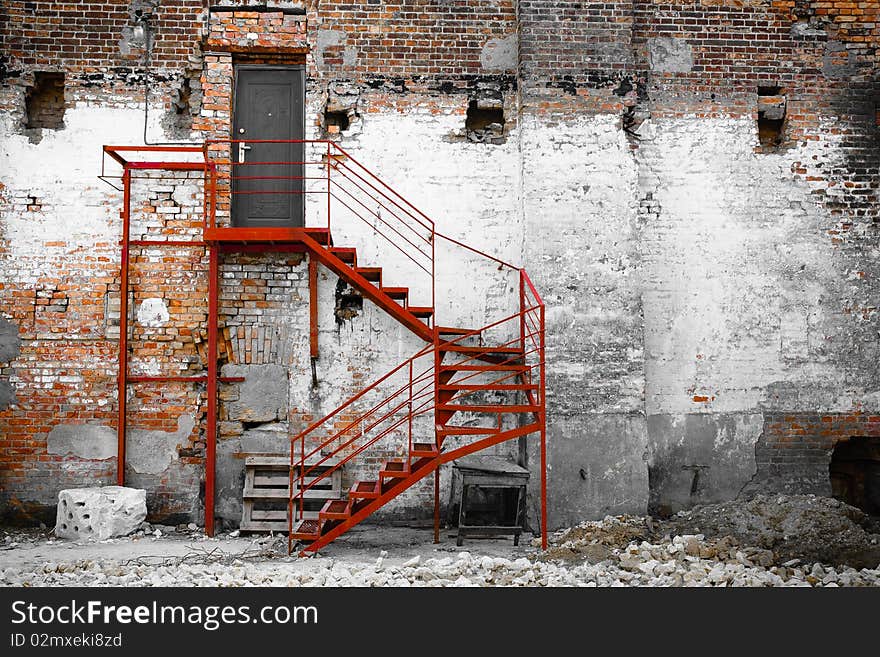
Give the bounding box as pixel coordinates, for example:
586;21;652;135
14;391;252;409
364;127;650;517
116;168;131;486
519;270;525;356
206;243;218;537
540;303;547;550
407;360;413;460
326;141;331;233
288;444;294;555
433;466;440;544
299;434;305;520
209;163;217;230
309;258;319;358
432;323;440;544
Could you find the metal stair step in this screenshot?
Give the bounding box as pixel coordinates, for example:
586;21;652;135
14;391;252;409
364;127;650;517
407;306;433;319
411;442;438;457
306;228;333;246
319;499;351;521
439;383;538;391
379;460;410;480
437;426;502;437
440;363;528;372
381;286;409;303
440;345;522;354
348;480;381;500
438;404;540;414
291;519;321;541
355;266;382;283
437;326;478;336
329;247;357;265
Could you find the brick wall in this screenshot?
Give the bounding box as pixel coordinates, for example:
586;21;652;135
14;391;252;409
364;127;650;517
0;1;203;70
750;412;880;495
312;0;516;77
1;1;878;529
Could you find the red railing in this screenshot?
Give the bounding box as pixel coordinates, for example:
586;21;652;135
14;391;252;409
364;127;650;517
286;281;546;547
204;139;435;314
286;343;435;522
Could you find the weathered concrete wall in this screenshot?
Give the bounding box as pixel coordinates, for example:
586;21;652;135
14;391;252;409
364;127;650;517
638;116;879;513
521;113;648;527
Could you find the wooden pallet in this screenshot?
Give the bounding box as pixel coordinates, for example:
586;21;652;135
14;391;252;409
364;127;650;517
239;455;343;533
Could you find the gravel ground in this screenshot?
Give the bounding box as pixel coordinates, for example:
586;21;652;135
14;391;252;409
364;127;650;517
1;495;878;587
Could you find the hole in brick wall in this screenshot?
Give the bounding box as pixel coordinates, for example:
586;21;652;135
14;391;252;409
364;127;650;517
334;278;362;325
324;110;350;134
757;85;786;149
176;78;192;113
758;117;785;147
25;72;66;130
830;437;880;516
465;101;505;143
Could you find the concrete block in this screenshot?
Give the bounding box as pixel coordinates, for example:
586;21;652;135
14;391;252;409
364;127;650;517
221;364;288;423
241;421;290;454
55;486;147;541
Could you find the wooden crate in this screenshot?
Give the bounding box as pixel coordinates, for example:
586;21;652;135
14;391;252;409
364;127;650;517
239;455;343;533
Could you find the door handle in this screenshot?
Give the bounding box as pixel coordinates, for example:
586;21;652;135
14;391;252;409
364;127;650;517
238;142;252;163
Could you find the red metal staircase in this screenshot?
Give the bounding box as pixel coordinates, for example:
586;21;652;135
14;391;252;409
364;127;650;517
101;139;546;552
287;279;545;555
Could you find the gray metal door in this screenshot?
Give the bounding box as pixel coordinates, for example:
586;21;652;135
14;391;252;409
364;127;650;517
232;66;305;227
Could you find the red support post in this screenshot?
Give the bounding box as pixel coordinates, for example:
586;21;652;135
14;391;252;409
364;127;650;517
408;360;413;459
299;434;305;520
433;466;440;544
205;244;219;537
116;168;131;486
519;270;525;356
288;445;294;555
209;164;217;229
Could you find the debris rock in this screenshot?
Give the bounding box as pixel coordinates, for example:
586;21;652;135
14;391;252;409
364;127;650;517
55;487;146;542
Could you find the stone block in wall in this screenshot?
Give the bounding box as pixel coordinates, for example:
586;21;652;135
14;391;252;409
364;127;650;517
242;421;290;454
221;364;288;423
55;486;146;541
758;95;786;121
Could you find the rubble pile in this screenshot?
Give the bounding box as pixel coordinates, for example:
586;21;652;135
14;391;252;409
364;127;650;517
2;495;878;587
1;535;877;587
661;494;880;568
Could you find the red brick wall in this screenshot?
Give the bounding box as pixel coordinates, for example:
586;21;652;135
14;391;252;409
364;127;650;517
750;412;880;495
0;0;203;70
313;0;516;77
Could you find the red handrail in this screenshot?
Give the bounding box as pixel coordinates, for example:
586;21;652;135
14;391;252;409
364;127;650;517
203;138;436;314
287;306;546;526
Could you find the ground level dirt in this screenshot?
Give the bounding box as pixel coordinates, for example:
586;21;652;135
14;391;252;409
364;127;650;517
544;494;880;569
1;495;878;586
